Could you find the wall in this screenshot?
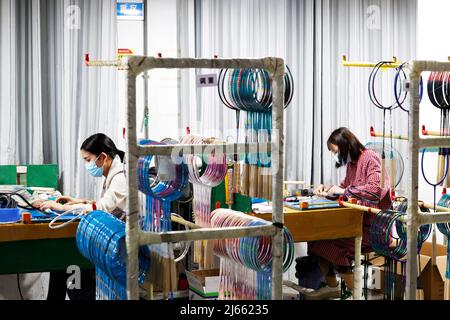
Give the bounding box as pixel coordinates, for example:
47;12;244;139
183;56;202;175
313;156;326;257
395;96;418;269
117;0;179;145
117;0;144;150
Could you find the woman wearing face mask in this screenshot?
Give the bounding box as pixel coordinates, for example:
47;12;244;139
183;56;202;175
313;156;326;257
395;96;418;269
304;127;391;300
39;133;127;220
41;133;126;300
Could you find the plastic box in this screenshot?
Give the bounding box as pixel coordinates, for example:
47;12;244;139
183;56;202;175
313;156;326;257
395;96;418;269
185;269;220;300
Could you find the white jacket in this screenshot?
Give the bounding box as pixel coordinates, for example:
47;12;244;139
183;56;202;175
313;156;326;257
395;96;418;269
74;156;127;219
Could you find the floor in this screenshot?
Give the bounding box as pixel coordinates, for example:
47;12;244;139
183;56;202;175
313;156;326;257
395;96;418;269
282;285;385;300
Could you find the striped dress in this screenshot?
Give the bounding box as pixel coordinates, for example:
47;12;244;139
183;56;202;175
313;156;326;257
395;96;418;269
307;149;392;267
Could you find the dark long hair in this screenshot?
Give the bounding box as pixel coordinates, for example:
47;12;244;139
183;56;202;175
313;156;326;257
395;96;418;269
81;133;125;163
327;127;366;168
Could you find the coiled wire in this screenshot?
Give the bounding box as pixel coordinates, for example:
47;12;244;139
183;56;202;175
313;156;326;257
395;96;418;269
369;204;430;261
427;71;450;188
180;134;227;227
217;65;294;201
370;210;407;260
394;62;423;113
138;139;188;232
218;66;294;112
395;199;431;252
211;209;294;300
76;210;151;299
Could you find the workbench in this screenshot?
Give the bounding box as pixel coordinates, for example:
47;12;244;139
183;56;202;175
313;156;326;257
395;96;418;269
250;205;364;299
0;221;92;274
0;164;92;274
250;206;363;242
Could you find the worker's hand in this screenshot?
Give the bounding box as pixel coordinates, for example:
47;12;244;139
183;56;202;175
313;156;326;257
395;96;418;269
313;184;330;196
39;200;68;212
56;196;84;205
31;199;44;207
326;185;345;196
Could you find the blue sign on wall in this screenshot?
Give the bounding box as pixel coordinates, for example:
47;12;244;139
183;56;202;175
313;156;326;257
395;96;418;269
117;2;144;20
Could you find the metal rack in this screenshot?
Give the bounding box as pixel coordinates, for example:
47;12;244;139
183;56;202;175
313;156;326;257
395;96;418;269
124;56;286;300
406;60;450;300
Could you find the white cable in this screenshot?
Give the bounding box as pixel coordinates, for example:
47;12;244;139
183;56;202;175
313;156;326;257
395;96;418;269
174;241;190;263
48;208;86;229
171;213;191;263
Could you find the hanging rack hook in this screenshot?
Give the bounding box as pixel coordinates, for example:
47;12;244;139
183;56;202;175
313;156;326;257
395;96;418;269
342;55;402;69
370;126;408;141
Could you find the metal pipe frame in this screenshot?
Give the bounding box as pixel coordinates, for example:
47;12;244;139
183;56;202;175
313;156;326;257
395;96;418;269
341;201;450;219
126;56;286;300
406;60;450;300
353;236;363;300
137;142;271;157
139;225;276;245
420;137;450;148
418;212;450;225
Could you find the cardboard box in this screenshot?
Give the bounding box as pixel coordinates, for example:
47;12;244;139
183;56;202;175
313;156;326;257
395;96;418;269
419;241;448;300
367;242;449;300
368;254;429;299
185;269;220;300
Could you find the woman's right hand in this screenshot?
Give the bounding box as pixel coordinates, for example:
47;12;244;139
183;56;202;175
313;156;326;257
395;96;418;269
313;184;330;196
56;196;84;205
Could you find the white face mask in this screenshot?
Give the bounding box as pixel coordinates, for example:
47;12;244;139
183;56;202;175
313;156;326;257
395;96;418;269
333;152;351;165
333;153;341;164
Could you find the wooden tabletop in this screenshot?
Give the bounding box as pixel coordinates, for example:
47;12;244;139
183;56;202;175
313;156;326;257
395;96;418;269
0;207;364;243
0;222;78;243
249;206;364;242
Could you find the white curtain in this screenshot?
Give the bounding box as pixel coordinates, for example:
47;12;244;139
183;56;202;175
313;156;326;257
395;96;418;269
0;0;43;165
0;0;118;300
0;0;118;200
179;0;417;190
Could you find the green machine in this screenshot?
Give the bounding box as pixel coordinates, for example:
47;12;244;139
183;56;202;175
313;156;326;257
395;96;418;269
0;164;92;274
0;164;59;190
211;180;252;213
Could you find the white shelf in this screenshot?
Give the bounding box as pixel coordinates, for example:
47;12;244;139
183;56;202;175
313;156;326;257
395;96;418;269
136;142;272;157
124;56;286;300
405;60;450;300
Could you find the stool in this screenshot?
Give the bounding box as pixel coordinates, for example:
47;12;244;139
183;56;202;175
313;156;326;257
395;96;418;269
361;251;378;300
347;251;378;300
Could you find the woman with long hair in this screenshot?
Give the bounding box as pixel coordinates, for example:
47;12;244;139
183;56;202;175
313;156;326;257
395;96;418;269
306;127;391;300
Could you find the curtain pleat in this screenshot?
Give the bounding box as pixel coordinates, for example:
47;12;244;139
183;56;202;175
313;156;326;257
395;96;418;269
0;0;118;200
180;0;417;190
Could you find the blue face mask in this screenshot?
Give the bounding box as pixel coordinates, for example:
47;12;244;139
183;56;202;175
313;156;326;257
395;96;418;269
85;154;104;177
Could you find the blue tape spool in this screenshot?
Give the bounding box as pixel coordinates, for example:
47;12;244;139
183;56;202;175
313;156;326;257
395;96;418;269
137;139;188;232
76;211;150;290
